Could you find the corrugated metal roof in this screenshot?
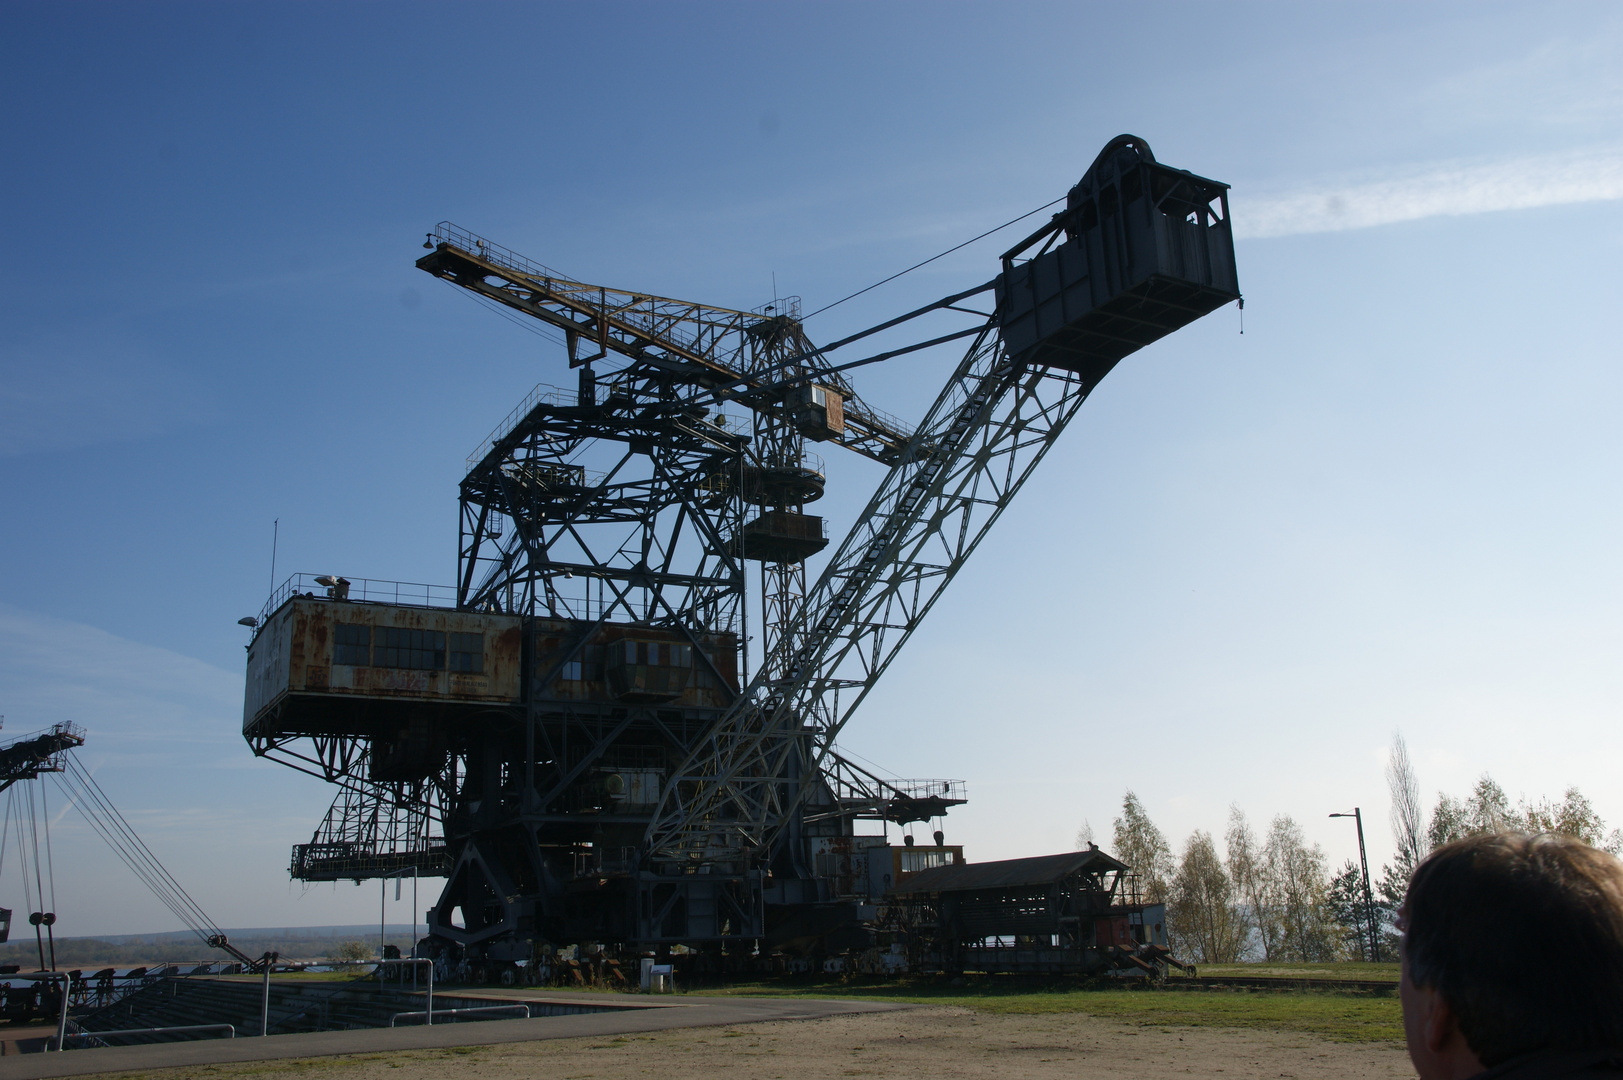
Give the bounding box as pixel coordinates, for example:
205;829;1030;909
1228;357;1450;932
897;848;1128;894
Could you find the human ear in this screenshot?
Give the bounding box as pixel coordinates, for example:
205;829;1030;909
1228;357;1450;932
1423;989;1458;1054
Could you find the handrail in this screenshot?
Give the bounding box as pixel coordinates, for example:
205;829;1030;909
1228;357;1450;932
469;383;581;469
390;1004;529;1027
51;1024;234;1050
259;574;460;623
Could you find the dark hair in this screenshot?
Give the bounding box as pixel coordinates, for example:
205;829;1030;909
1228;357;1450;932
1404;833;1623;1065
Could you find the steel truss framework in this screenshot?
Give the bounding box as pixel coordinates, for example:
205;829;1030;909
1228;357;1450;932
646;324;1099;864
455;376;750;629
292;777;448;882
246;229;939;952
248;136;1237;960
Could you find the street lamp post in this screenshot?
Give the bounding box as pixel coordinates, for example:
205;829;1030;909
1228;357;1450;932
1330;808;1380;962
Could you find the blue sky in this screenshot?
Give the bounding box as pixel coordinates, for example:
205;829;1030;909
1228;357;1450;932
2;2;1620;936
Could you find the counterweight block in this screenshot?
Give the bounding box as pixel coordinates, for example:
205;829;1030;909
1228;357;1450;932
996;135;1240;383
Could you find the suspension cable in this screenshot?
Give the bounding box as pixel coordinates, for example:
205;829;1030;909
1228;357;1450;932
27;780;45;917
802;195;1066;321
40;779;55;915
9;788;29;920
53;757;222;944
0;786;9;883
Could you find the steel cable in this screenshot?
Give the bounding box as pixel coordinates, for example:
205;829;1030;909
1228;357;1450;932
51;768;188;930
27;781;45;918
40;780;55;915
53;758;220;944
60;759;218;936
802;195;1066;321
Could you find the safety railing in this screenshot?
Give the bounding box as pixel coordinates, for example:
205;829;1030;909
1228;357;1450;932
881;778;967;802
260;575;460;624
390;1003;529;1027
468;383;582;470
502;460;609;494
432;222;571;288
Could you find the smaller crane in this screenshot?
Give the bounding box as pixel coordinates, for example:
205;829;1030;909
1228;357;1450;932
0;721;279;974
0;721;84;794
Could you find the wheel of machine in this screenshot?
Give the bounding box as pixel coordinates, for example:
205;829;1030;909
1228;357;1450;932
500;966;516;986
471;963;489;984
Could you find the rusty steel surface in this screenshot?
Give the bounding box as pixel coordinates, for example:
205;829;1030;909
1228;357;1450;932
244;597;522;734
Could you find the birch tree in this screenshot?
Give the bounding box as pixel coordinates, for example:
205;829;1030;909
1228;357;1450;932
1168;830;1244;962
1225;805;1272;959
1112;791;1173;903
1386;733;1425;876
1265;814;1336;961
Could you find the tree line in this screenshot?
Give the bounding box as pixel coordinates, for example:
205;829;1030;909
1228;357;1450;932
1088;734;1621;964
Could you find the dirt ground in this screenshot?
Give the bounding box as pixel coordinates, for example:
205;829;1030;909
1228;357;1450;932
120;1006;1417;1080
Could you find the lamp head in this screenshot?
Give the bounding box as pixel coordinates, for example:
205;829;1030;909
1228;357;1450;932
238;617;259;628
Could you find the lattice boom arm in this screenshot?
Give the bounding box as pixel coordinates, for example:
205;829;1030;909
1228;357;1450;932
418;223;911;464
644;322;1097;861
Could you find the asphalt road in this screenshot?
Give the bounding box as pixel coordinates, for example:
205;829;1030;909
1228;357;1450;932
0;991;912;1080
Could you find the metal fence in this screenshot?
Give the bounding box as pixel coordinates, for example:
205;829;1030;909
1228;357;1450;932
260;575;460;623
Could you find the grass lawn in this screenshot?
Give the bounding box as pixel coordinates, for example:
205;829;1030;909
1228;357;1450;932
690;973;1402;1044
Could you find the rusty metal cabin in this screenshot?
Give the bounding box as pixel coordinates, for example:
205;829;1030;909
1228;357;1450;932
244;593;523;739
895;849;1182;976
243;571;770;956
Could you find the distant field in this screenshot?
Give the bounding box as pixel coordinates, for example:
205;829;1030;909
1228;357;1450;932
1179;961;1400;982
0;936;418;969
692;968;1403;1043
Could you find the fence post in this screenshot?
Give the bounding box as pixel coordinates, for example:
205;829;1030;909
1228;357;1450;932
260;964;271;1037
55;973;70;1052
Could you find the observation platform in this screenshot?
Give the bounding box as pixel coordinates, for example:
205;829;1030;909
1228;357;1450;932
727;510;828;563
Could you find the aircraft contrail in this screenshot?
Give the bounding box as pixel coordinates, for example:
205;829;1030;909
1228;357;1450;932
1235;145;1623;239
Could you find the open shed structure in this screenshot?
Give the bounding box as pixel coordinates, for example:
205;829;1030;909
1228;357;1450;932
895;848;1183;976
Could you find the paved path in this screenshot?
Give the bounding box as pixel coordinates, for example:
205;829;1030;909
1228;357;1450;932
0;992;912;1080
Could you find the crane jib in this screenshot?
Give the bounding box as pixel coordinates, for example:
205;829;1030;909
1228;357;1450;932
645;135;1240;865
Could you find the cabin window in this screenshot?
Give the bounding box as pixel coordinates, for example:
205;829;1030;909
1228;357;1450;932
900;849;955;873
333;623;371;666
560;659;583;681
449;632;484;673
373;627;446;670
617;641;692;667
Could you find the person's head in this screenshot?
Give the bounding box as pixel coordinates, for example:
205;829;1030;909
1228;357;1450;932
1400;832;1623;1077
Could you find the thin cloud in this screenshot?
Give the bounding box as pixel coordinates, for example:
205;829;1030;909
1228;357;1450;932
1236;146;1623;239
